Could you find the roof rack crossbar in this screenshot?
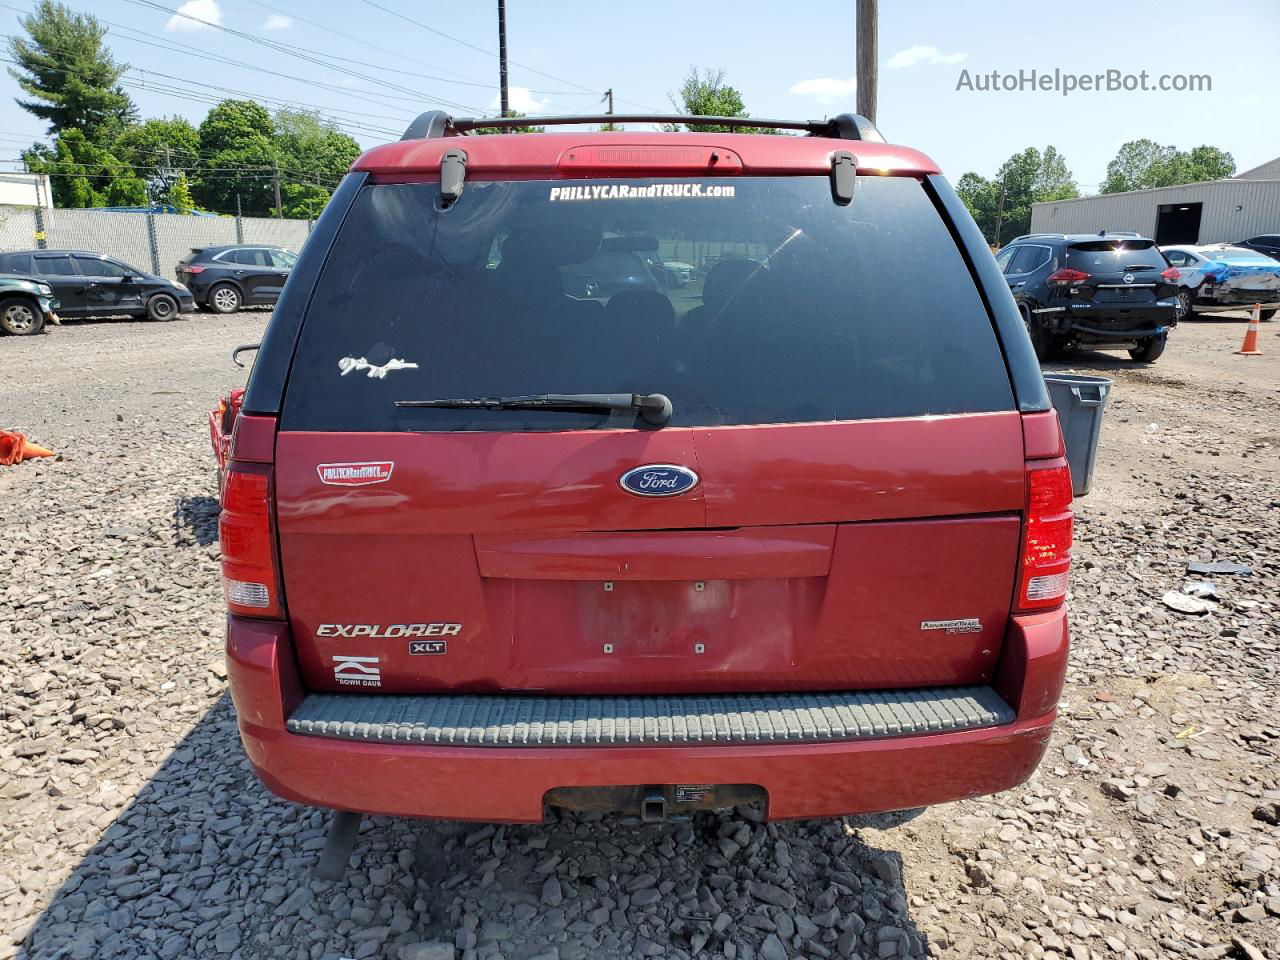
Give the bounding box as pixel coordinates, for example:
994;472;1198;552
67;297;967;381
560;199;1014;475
399;111;884;143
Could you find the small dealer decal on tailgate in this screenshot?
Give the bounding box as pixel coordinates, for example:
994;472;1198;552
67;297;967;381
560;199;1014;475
316;461;394;486
332;655;381;687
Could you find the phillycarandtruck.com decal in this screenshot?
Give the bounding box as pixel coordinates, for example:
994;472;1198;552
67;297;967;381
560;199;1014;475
549;183;736;201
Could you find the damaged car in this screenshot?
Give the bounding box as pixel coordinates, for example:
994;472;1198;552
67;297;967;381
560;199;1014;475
1160;244;1280;320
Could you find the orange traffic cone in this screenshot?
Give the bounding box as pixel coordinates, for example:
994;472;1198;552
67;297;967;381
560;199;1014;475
1236;304;1262;356
0;430;56;465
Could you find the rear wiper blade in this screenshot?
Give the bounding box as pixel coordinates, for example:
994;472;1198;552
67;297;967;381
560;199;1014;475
396;392;673;426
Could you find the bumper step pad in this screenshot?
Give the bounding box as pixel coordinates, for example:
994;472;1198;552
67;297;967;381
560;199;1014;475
286;686;1014;747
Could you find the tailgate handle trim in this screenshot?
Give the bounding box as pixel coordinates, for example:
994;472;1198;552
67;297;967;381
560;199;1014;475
475;526;836;580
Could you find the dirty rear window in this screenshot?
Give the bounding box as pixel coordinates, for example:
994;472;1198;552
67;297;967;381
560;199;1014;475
1066;240;1168;272
282;176;1013;431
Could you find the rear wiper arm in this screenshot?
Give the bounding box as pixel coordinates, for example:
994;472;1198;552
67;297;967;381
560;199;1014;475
396;392;673;426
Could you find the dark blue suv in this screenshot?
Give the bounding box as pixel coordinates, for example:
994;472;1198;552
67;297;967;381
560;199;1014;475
995;232;1180;363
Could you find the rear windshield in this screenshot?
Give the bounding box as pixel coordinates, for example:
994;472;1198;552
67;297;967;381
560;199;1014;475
282;176;1013;431
1066;239;1167;272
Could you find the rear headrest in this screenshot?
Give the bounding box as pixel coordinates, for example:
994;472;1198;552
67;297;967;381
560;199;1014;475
605;290;676;329
501;223;601;266
701;258;766;310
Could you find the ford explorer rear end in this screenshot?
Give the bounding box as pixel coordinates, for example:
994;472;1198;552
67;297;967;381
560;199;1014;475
220;112;1071;839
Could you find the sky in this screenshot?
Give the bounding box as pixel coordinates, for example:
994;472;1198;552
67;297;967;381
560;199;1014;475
0;0;1276;191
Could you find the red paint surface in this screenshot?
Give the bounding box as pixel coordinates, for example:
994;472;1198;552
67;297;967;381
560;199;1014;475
352;132;940;182
273;413;1027;694
226;610;1063;822
1021;410;1065;461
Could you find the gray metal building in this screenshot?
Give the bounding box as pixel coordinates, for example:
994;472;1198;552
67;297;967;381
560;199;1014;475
1029;156;1280;245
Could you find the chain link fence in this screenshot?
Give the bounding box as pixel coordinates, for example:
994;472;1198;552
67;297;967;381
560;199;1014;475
0;204;313;280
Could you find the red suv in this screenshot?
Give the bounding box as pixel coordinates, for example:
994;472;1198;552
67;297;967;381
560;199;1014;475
218;111;1071;874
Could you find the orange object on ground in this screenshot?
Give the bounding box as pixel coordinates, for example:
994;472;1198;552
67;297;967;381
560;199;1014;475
0;430;55;465
1237;304;1262;356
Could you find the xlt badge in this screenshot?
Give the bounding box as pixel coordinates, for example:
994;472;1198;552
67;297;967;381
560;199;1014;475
409;640;448;655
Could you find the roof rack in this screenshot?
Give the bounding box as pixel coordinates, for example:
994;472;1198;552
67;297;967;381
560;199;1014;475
400;111;885;143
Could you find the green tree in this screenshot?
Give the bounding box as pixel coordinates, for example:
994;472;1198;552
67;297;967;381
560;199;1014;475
272;109;359;217
166;171;194;213
22;128;146;207
957;146;1080;244
472;110;545;135
1102;139;1235;193
276;109;358;176
1101;139;1174;193
1169;145;1235;184
7;0;135;140
193;99;277;214
667;68;776;133
114;116;200;204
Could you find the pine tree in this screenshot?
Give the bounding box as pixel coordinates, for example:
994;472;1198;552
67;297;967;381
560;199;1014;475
7;0;136;140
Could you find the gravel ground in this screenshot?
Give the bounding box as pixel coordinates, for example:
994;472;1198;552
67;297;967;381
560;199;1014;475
1;312;1278;960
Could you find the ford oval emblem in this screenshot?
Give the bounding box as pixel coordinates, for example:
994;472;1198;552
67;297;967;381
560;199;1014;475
619;464;699;498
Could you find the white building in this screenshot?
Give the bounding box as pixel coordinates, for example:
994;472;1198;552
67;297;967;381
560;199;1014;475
0;172;52;208
1029;156;1280;245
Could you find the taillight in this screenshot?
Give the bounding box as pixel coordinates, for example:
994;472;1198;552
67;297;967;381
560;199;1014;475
219;461;283;619
1046;268;1090;287
1160;267;1180;282
184;264;206;274
1017;462;1073;610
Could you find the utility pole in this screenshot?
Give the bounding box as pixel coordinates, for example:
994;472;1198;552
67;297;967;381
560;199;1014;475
497;0;509;117
856;0;878;122
273;163;282;218
605;88;613;115
163;144;172;206
994;170;1009;248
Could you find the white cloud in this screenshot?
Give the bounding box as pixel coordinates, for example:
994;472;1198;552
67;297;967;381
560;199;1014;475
165;0;222;31
888;45;968;68
789;76;856;105
262;13;292;30
488;86;548;114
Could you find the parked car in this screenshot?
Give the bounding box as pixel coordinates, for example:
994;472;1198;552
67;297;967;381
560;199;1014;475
0;274;59;336
663;260;697;287
995;233;1180;362
1161;244;1280;320
217;111;1071;866
176;244;297;313
558;236;668;298
1236;234;1280;262
0;249;192;322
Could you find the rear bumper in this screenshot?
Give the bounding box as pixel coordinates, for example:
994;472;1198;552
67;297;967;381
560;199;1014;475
1061;303;1177;338
226;609;1069;822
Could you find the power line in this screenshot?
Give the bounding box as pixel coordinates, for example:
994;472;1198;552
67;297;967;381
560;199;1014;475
101;23;438;113
119;0;487;113
356;0;661;111
241;0;588;96
0;37;405;141
124;72;401;139
0;5;428;126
